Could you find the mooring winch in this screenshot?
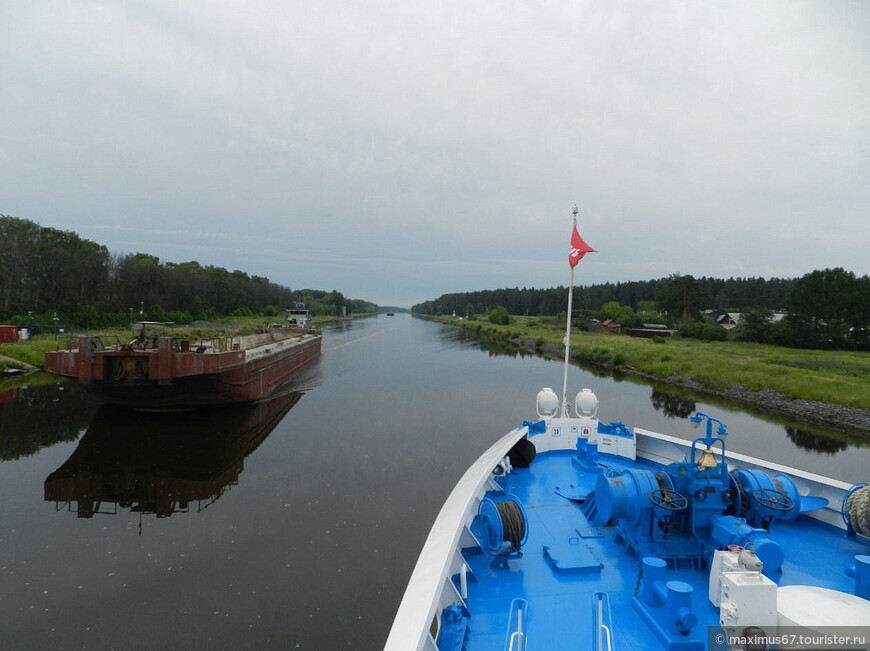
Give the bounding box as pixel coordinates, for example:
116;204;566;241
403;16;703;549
593;428;828;574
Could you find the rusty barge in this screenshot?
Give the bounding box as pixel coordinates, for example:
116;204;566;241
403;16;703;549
43;322;321;409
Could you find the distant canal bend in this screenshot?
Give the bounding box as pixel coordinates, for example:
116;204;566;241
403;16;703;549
1;314;868;649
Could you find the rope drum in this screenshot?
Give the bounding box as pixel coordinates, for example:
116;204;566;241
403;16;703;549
844;484;870;538
475;493;529;555
495;499;526;552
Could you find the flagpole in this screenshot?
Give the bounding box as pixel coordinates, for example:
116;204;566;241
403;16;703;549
561;205;578;418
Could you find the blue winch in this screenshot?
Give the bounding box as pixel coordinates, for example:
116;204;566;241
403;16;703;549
730;468;802;528
593;431;811;573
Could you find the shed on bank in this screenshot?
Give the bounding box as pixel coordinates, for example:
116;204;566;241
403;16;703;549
0;325;19;343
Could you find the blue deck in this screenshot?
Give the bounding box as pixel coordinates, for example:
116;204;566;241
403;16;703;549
457;451;866;650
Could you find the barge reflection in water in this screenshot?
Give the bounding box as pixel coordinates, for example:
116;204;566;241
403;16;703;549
45;391;303;522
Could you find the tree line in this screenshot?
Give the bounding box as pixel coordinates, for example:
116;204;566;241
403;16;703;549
411;277;793;320
0;215;377;329
413;270;870;350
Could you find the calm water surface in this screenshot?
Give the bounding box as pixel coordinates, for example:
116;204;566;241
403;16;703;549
1;315;868;649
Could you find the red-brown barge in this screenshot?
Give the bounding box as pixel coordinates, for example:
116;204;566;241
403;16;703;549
43;323;321;409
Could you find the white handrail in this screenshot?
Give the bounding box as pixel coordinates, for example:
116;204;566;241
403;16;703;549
600;624;613;651
596;594;613;651
508;606;525;651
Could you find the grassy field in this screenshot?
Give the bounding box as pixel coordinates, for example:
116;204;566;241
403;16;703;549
1;335;61;368
435;315;870;409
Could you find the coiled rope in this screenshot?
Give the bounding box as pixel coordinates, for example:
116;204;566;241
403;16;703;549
496;500;526;552
845;485;870;537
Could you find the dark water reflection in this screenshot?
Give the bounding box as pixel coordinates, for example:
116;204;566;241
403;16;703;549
0;315;868;650
45;393;303;522
785;426;849;454
650;389;697;419
0;384;99;460
645;388;855;455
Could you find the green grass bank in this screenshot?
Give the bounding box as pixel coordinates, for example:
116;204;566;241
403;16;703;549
432;314;870;408
424;314;870;436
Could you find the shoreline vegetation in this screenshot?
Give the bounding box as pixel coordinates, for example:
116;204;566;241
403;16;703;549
419;314;870;438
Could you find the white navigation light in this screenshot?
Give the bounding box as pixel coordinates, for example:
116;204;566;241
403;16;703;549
575;388;599;418
536;388;559;418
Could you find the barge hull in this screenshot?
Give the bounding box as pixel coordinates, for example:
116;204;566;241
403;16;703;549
44;331;321;409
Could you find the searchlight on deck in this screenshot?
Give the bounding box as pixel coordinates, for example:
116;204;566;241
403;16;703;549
535;388;559;419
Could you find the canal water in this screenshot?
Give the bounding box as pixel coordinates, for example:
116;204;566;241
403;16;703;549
1;315;868;650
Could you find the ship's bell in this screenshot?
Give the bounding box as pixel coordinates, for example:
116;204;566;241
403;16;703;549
698;447;718;470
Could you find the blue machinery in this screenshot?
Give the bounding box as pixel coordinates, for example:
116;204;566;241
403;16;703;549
594;432;808;573
436;411;870;651
589;413;833;648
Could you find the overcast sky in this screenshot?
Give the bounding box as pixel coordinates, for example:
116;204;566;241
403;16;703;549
1;1;867;307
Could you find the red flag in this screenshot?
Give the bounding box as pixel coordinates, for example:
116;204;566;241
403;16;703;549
569;224;595;268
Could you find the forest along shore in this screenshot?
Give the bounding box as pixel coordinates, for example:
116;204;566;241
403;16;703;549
427;315;870;438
